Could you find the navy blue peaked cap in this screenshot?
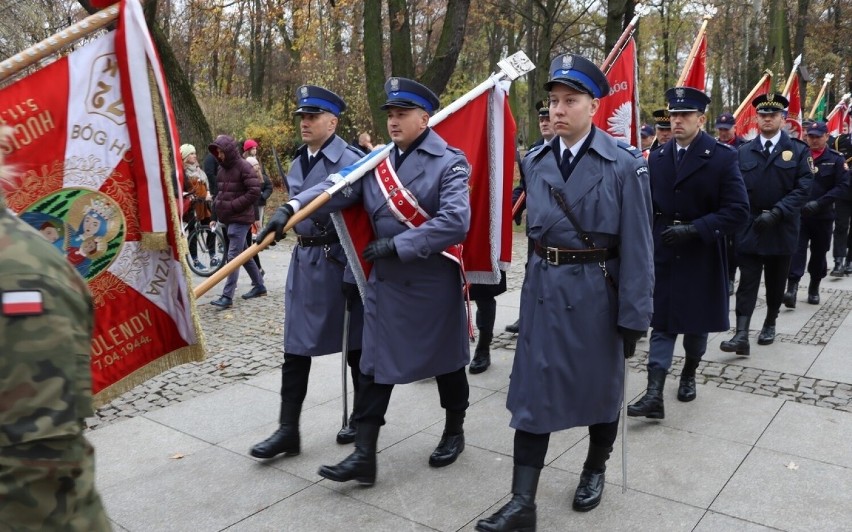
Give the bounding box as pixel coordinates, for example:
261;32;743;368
752;93;789;114
544;53;610;98
382;77;440;113
666;86;711;113
294;85;346;116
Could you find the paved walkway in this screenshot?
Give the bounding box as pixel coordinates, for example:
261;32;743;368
87;233;852;531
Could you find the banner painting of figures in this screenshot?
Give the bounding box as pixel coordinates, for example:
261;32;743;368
0;12;204;406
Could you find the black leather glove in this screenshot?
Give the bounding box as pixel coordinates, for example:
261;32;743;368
801;200;820;216
256;204;294;244
363;237;397;262
752;207;782;233
618;326;645;359
661;224;699;246
513;210;524;226
342;282;360;306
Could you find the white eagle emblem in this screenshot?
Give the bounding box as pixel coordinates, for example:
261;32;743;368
607;101;633;141
562;55;573;70
675;88;685;99
390;78;400;91
300;86;309;97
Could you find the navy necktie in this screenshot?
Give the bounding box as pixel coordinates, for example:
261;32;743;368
560;149;572;181
763;140;772;157
676;148;686;165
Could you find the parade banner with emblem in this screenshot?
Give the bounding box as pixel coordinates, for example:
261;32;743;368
735;74;773;140
681;32;706;91
334;83;516;290
593;37;639;148
827;97;851;137
0;0;204;406
785;73;803;138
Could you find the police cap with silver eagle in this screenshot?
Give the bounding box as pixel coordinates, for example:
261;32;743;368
293;85;346;117
752;93;789;114
538;100;550;117
381;77;440;114
666;86;711;113
544;53;610;98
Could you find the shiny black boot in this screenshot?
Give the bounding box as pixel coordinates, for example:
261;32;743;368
573;443;612;512
720;316;751;356
318;422;379;486
336;414;356;444
429;410;465;467
830;258;844;277
808;278;821;304
627;368;666;419
505;319;520;334
757;308;778;345
677;356;700;402
475;465;540;532
782;279;798;309
250;401;301;458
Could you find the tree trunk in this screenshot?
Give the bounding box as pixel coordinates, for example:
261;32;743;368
604;0;629;54
419;0;471;96
363;0;387;136
388;0;414;77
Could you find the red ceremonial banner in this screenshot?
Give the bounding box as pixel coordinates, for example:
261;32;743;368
785;74;803;138
827;101;850;137
0;0;204;406
736;77;773;140
682;34;707;91
594;37;639;147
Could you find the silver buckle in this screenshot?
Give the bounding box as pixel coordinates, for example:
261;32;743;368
546;246;560;266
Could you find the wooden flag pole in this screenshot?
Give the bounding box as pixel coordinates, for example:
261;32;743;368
733;70;773;119
194;51;536;298
0;4;120;83
808;74;834;119
675;15;711;87
781;54;802;97
825;93;851;121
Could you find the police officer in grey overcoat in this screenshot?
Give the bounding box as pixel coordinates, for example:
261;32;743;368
259;77;472;486
249;86;366;460
720;94;813;355
628;87;748;420
477;53;654;532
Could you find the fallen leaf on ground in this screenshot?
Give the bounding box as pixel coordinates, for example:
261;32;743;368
786;461;799;470
170;453;185;460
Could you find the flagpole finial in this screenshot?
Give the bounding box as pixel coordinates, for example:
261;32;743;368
635;3;652;17
825;73;835;82
702;4;717;18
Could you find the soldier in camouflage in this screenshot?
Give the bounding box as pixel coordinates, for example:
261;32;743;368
0;148;111;530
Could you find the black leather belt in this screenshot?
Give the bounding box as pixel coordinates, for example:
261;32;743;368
534;243;618;266
296;233;340;247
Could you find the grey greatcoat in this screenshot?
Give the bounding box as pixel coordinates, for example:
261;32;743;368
284;135;364;356
507;128;654;434
292;129;471;384
648;132;749;334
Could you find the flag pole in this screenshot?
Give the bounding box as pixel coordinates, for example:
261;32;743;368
781;54;802;97
675;14;712;87
808;74;833;119
194;51;536;298
826;93;851;121
0;4;120;83
733;70;773;119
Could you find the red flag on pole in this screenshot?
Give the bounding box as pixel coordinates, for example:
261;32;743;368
785;74;803;138
682;33;707;91
735;76;773;140
827;100;850;137
593;37;639;147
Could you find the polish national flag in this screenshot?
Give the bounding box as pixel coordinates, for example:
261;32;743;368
593;37;639;148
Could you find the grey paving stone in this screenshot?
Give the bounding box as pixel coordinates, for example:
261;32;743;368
102;446;311;532
711;447;852;531
756;401;852;468
703;340;821;376
694;511;789;531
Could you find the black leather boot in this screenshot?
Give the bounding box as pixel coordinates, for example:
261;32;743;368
831;258;844;277
336;414;356;444
475;465;540;532
845;258;852;275
505;319;520;334
782;279;798;309
757;308;778;346
677;357;700;402
627;368;666;419
250;401;301;458
720;315;751;356
573;443;612;512
317;422;379;486
429;410;465;467
807;278;820;304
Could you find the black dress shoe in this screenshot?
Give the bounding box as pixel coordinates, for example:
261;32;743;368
249;425;300;458
808;293;820;304
429;432;464;467
336;421;356;444
210;296;232;308
476;495;536;531
241;286;268;299
469;350;491;374
505;319;519;334
757;325;775;345
572;469;605;512
677;376;697;402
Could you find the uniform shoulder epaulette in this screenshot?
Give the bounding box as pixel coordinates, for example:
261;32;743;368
447;146;465;156
345;144;365;157
526;143;546;157
616;140;643;158
829;148;845;158
715;140;736;151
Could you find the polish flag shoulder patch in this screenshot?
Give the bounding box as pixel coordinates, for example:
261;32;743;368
2;290;45;316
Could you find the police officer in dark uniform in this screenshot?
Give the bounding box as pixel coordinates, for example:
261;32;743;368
783;121;849;306
650;108;672;151
628;88;748;419
830;132;852;275
477;53;653;532
715;111;748;294
720;93;813;355
249;86;366;459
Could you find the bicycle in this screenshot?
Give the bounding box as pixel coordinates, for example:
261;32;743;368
182;207;226;277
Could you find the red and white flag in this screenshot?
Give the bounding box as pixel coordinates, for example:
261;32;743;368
682;33;707;91
0;0;203;405
827;99;850;137
785;73;803;138
593;37;639;148
334;83;516;290
736;77;773;140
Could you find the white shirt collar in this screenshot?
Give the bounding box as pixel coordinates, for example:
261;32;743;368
558;130;591;160
759;131;782;150
307;147;320;158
